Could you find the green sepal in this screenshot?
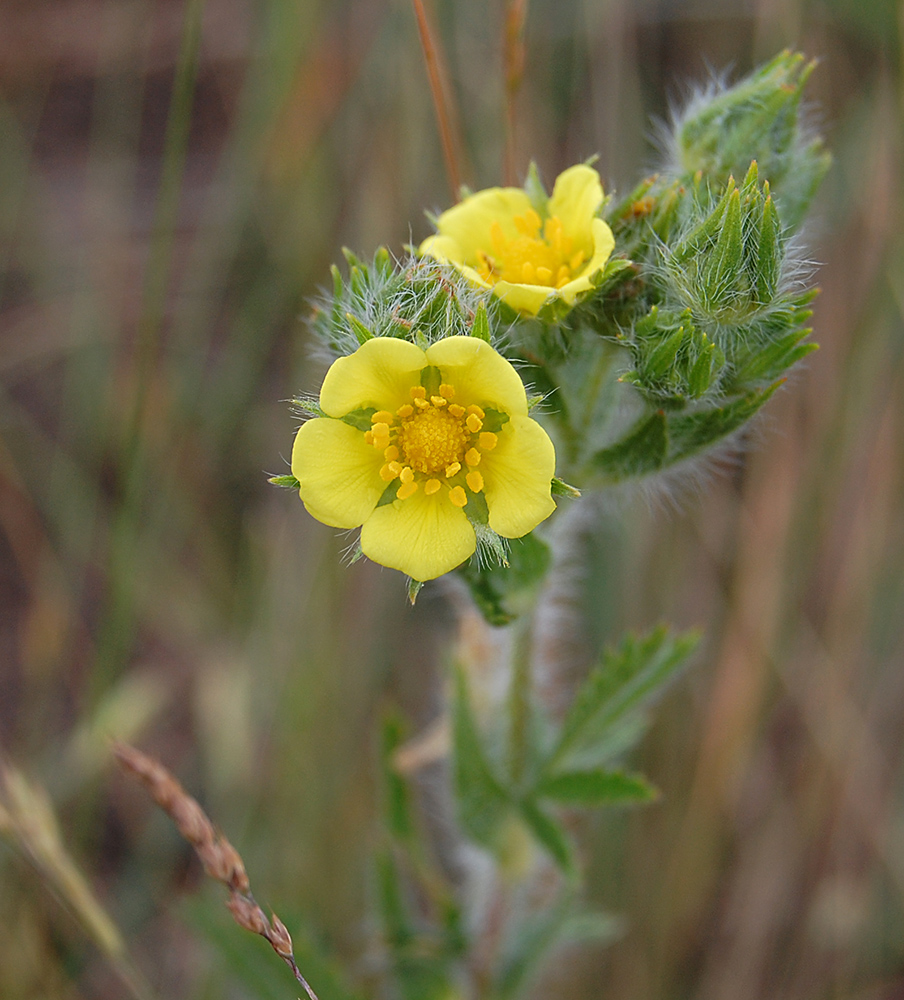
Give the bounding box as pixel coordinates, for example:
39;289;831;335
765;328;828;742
407;578;424;604
550;477;581;499
702;186;743;310
481;407;510;433
346;312;374;344
340;406;376;430
535;769;659;806
376;480;399;508
464;487;490;526
524;161;549;218
728;329;816;387
645;329;686;379
293;397;327;418
471;301;491;343
420;365;441;396
756;193;781;303
268;474;301;489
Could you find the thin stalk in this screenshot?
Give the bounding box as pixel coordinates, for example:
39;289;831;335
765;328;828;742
93;0;205;697
507;618;534;788
503;0;529;186
410;0;462;200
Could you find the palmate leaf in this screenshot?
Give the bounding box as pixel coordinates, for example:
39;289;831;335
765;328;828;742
546;625;699;771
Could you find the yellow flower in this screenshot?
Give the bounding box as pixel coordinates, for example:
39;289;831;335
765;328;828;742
292;336;557;581
419;164;615;315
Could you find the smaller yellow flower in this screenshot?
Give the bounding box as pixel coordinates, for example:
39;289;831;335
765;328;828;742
292;336;557;582
419;164;615;315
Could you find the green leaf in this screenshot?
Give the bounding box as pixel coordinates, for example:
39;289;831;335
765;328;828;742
536;769;658;805
592;410;668;480
549;625;699;769
518;798;575;874
472;301;491;342
452;670;510;846
666;382;781;462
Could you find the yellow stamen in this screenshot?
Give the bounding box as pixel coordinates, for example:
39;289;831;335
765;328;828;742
536;266;553;284
439;383;455;400
465;447;481;466
380;464;398;482
364;430;375;445
399;466;414;484
449;486;467;508
387;461;403;476
466;470;484;493
445;462;461;477
467;405;485;418
397;481;418;500
521;261;536;283
431;395;447;407
410;386;426;399
479;431;498;451
466;413;483;433
372;410;394;425
396;404;414;419
384;445;399;461
424;478;441;495
448;403;465;418
414;397;431;409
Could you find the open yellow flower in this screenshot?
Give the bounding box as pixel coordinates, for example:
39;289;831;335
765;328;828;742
419;164;615;315
292;336;556;581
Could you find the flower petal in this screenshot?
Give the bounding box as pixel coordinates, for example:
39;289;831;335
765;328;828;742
556;217;616;304
483;415;556;537
361;487;476;581
426;336;528;415
319;337;427;417
292;418;385;529
491;280;555;316
548;164;604;248
427;187;533;262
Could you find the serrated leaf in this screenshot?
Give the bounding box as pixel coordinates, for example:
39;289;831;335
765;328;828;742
452;670;509;846
548;625;699;769
592;410;668;480
536;769;658;805
665;382;781;461
518;799;575;874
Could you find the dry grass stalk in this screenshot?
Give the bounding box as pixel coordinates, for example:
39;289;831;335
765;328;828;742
113;742;319;1000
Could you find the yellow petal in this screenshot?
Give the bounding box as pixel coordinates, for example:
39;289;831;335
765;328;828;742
547;164;604;248
418;234;462;264
292;418;386;529
425;336;528;416
555;218;616;305
482;415;556;538
360;487;476;581
491;280;555;316
424;187;533;262
319;337;426;417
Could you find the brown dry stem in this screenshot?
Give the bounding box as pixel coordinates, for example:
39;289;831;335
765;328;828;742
113;742;319;1000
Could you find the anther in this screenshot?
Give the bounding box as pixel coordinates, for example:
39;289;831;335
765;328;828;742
449;486;467;508
380;464;398;482
372;410;394;425
445;462;461;478
536;266;553;284
414;397;430;409
521;261;536;283
465;448;481;466
439;384;455;400
479;432;498;451
410;386;426;400
399;466;414;484
384;445;399;461
364;431;375;445
467;405;485;418
466;470;484;493
466;413;483;434
424;479;441;495
396;404;414;418
397;481;418;500
448;403;465;418
431;396;447;407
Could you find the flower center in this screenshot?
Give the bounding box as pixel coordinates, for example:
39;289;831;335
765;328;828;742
362;379;500;507
398;406;469;473
475;209;587;289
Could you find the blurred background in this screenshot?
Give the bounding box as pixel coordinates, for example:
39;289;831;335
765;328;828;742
1;0;902;997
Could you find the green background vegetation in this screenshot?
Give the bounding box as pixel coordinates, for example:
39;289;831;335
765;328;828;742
1;0;902;997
